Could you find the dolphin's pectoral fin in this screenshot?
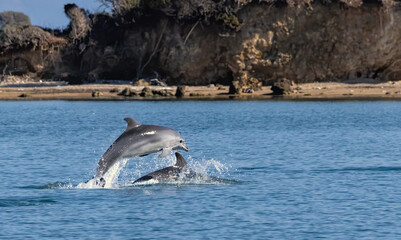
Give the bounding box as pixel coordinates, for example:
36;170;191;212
124;117;141;130
159;147;172;157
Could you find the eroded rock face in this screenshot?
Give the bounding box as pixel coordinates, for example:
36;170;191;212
159;3;401;86
231;4;401;84
86;2;401;88
229;81;241;94
3;2;401;87
0;25;66;76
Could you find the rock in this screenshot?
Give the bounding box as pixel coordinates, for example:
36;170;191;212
152;89;173;96
175;86;187;97
109;88;119;93
133;79;150;86
242;88;254;93
140;87;153;97
133;78;167;87
229;80;241;94
208;84;215;88
118;87;134;96
150;79;167;86
18;93;30;97
92;90;103;97
248;77;262;91
189;93;205;96
271;78;293;95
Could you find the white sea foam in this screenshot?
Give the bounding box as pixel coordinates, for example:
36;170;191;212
76;159;128;189
127;155;233;186
190;157;230;176
75;154;234;189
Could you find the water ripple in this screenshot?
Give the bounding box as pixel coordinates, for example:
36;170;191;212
0;197;57;207
314;166;401;173
19;181;73;189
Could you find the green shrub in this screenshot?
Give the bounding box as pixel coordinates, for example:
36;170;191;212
218;13;241;29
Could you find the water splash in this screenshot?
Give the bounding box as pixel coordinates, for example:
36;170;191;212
189;156;231;177
76;159;128;189
35;155;236;189
126;155;237;186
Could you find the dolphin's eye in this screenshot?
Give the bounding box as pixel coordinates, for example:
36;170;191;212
180;140;183;143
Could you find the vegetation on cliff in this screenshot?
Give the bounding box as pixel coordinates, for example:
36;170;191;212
1;1;401;92
0;12;65;76
0;11;31;29
0;25;65;53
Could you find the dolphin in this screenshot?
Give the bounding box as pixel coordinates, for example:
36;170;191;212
94;117;189;186
133;152;229;184
133;152;194;184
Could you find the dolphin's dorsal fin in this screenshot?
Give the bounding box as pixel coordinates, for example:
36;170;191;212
175;152;187;167
124;117;141;130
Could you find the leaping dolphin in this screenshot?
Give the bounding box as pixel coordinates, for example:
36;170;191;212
94;117;189;186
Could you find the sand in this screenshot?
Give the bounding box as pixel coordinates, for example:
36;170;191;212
2;79;401;101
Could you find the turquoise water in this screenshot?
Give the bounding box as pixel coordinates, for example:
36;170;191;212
1;101;401;239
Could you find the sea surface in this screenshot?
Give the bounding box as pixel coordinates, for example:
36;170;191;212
1;100;401;239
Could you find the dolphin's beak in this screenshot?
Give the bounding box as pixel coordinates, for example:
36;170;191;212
182;143;189;151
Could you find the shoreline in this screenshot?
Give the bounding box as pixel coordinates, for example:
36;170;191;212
2;81;401;101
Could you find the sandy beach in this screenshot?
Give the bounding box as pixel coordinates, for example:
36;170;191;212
2;79;401;101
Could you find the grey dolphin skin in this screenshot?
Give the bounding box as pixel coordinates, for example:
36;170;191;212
94;117;189;186
133;152;196;184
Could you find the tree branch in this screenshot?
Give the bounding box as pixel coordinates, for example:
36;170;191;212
184;20;200;46
139;20;168;78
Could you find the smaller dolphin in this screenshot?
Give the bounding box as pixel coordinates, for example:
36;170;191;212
133;152;195;184
133;152;223;184
94;117;189;187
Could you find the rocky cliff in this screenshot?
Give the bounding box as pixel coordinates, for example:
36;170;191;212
1;1;401;91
